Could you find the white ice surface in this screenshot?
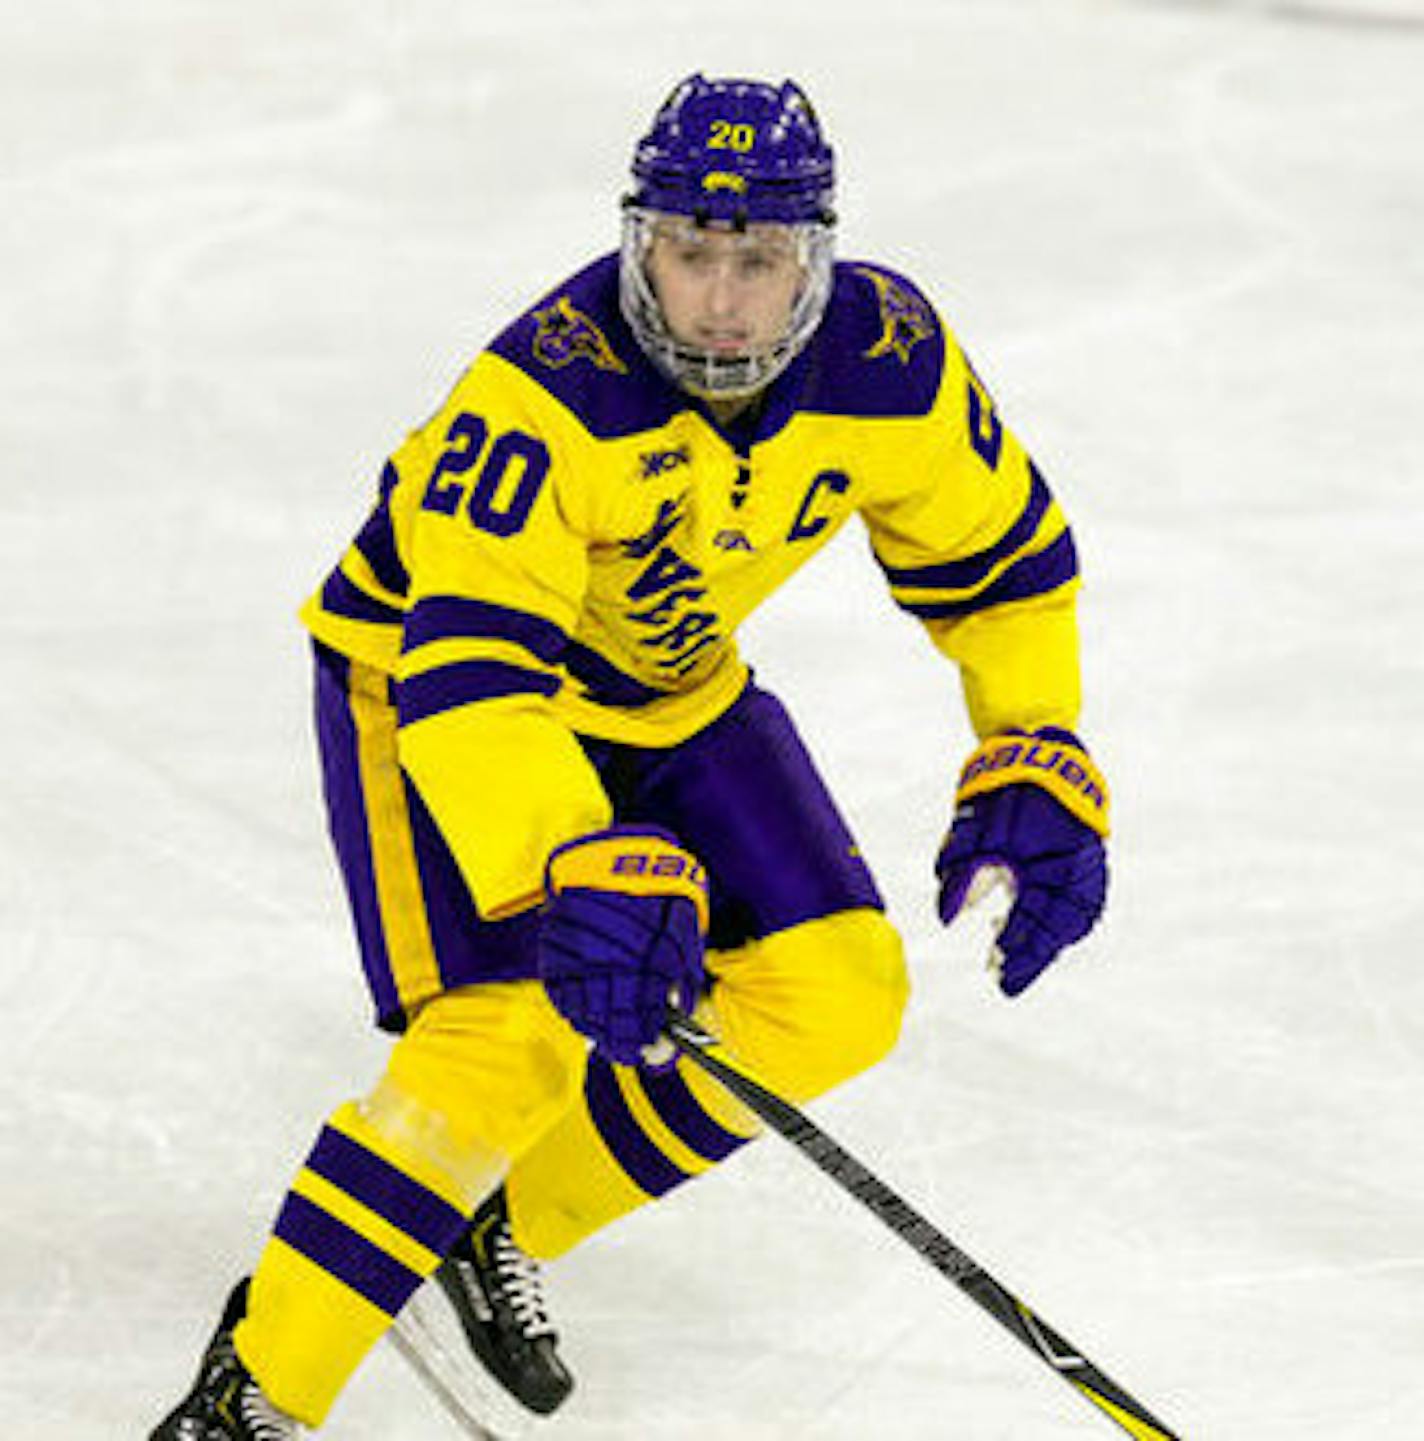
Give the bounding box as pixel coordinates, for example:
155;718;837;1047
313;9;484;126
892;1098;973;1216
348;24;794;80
3;1;1423;1437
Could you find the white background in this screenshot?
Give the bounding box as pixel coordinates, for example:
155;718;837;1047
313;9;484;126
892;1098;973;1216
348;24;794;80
3;1;1422;1436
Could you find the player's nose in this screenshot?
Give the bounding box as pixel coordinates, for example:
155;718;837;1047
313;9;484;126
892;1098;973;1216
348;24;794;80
701;262;743;319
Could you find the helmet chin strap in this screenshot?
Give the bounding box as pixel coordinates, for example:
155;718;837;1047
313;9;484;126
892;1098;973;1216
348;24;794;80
703;390;763;429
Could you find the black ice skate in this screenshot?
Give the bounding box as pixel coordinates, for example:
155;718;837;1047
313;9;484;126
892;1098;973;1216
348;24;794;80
432;1187;574;1417
150;1279;299;1440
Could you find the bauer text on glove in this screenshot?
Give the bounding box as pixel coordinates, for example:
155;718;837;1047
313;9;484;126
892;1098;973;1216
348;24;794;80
538;825;708;1066
936;728;1109;997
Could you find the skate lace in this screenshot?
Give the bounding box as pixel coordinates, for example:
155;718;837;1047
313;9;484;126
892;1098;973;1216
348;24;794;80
237;1383;298;1440
492;1229;556;1341
170;1343;298;1441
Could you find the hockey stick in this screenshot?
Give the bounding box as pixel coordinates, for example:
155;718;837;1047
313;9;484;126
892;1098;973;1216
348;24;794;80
664;1008;1183;1441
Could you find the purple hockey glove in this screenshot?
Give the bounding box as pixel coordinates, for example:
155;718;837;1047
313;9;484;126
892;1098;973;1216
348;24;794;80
936;728;1109;997
538;825;709;1066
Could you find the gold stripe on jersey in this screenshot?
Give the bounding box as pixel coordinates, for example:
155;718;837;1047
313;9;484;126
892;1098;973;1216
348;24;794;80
346;660;444;1011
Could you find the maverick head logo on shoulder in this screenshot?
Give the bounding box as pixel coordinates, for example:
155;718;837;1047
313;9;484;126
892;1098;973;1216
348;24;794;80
532;296;628;373
856;266;936;366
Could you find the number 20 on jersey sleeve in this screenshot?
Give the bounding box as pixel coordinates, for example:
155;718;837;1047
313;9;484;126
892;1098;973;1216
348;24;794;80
420;412;550;538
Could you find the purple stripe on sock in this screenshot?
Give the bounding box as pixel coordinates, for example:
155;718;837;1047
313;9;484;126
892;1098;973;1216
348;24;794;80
396;660;561;727
401;597;567;662
320;568;404;625
898;528;1079;620
273;1191;424;1317
637;1068;751;1164
585;1056;688;1197
306;1127;467;1256
877;463;1052;591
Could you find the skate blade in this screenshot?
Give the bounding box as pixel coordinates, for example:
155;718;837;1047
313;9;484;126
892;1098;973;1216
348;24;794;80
388;1281;538;1441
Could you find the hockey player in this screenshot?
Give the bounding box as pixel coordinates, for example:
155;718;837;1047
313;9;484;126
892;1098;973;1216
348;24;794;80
152;74;1109;1438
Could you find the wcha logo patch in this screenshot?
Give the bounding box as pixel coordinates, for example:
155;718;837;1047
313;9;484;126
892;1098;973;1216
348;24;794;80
638;445;691;480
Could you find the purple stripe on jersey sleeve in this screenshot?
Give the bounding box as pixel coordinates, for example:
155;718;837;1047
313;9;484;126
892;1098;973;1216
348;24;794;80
273;1191;424;1317
306;1126;467;1256
395;660;561;727
353;481;410;599
402;597;567;663
320;568;404;626
636;1068;751;1164
898;528;1079;620
585;1055;689;1197
562;640;668;708
876;463;1053;593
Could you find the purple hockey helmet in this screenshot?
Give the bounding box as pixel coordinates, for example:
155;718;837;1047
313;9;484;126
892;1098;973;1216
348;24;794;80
627;74;835;227
620;74;838;399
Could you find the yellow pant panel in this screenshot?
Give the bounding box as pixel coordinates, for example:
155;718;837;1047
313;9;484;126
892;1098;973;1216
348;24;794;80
380;980;588;1176
708;908;909;1102
509;908;908;1260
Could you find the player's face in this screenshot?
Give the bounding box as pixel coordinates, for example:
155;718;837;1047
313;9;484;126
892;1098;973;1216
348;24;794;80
644;219;804;359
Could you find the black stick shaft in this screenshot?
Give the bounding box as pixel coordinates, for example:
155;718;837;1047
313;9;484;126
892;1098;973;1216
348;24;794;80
664;1011;1182;1441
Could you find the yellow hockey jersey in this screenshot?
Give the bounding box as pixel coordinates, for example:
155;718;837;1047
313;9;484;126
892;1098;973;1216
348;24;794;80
302;255;1082;920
